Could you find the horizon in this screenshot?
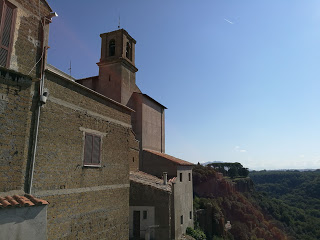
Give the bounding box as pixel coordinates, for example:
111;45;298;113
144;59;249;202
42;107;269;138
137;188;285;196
47;0;320;170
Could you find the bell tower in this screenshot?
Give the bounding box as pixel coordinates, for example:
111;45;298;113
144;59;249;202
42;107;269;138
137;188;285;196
97;29;140;105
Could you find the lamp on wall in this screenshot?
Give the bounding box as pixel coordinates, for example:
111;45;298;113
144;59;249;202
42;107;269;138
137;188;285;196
47;12;58;19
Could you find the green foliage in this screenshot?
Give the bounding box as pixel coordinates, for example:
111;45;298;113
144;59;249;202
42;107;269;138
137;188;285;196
186;227;207;240
193;164;217;185
250;170;320;240
207;162;249;178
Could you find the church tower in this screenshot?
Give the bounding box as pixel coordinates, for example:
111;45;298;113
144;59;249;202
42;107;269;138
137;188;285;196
97;29;140;105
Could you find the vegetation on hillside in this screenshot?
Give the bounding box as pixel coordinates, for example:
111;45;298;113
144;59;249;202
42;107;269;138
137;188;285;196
250;170;320;240
192;165;288;240
207;162;249;179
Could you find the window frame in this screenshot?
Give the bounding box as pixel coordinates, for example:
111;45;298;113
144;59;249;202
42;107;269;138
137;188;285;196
143;210;147;220
180;172;183;182
0;0;17;68
108;39;115;56
83;132;102;167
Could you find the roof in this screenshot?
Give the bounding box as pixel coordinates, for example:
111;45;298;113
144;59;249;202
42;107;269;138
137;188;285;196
45;65;134;113
130;171;172;192
47;64;77;82
42;0;53;12
143;149;195;166
142;93;167;109
133;92;167;109
0;194;48;208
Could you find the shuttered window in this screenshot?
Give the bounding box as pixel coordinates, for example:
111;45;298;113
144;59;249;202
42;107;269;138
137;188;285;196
0;0;16;68
84;133;101;166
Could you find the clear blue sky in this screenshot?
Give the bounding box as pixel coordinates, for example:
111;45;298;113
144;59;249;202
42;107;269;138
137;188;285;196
47;0;320;170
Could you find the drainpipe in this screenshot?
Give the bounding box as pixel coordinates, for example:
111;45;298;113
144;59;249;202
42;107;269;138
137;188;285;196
28;46;48;194
160;108;163;152
28;13;57;194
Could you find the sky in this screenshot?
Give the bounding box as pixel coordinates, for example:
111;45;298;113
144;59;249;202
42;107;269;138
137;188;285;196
46;0;320;170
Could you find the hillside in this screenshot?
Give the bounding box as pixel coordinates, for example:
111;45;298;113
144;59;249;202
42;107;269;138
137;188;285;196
192;164;289;240
250;170;320;240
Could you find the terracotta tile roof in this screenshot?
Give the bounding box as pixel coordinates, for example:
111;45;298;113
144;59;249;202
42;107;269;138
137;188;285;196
0;194;48;208
169;177;177;183
130;171;172;192
143;149;195;166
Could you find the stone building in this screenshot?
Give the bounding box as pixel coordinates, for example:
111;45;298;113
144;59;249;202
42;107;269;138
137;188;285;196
142;149;194;239
78;28;194;240
129;171;173;240
0;1;138;239
77;29;166;162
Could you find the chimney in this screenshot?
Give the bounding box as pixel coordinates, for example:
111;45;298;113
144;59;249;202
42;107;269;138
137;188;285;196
163;172;167;185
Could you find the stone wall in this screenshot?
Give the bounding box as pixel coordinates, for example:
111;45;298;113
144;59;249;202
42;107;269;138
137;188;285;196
0;68;34;193
29;71;134;239
9;0;51;77
130;181;172;240
172;166;194;239
142;150;178;178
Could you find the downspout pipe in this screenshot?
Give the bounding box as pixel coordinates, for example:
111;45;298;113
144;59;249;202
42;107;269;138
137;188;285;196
27;14;56;194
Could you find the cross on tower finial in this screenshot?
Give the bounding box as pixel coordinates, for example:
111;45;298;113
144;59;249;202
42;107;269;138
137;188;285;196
118;15;120;29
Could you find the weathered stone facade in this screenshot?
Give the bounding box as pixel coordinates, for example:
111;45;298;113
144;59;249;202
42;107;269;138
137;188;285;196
0;68;33;193
9;0;51;77
129;171;173;240
29;69;133;239
0;0;51;194
0;2;138;239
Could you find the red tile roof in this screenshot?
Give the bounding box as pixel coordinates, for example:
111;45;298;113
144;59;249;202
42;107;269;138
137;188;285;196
0;194;48;208
144;149;195;166
130;171;172;192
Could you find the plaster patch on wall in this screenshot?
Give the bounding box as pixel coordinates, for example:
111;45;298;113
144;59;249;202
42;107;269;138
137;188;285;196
28;33;40;48
10;9;29;72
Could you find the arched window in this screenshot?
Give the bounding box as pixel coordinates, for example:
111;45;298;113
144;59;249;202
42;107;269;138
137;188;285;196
109;39;115;56
126;42;132;60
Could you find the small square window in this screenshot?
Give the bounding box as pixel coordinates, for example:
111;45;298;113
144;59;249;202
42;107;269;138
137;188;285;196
180;215;183;224
180;173;183;182
143;210;147;219
190;211;192;219
84;133;101;166
188;173;191;181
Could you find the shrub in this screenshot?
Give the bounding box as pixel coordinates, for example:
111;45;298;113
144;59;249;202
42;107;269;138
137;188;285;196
186;227;207;240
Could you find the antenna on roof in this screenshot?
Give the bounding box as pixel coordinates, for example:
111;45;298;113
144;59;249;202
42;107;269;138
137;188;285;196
68;60;72;77
118;15;120;29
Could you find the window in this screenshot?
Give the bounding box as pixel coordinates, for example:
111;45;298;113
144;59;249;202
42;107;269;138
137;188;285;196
84;133;101;166
143;210;147;219
0;0;16;68
190;211;192;219
180;215;183;224
109;39;115;56
180;172;182;182
188;173;191;181
126;41;132;60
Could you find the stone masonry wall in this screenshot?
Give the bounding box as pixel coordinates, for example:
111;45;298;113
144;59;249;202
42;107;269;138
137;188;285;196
9;0;51;77
130;181;172;240
0;68;33;193
31;71;133;239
